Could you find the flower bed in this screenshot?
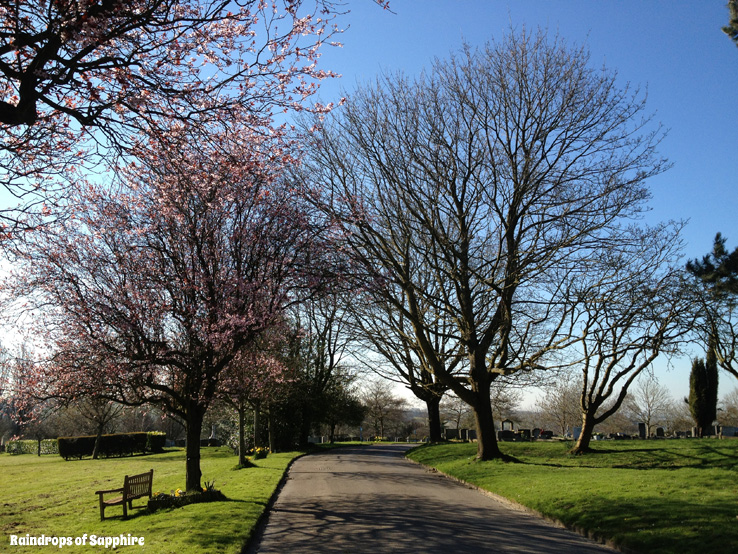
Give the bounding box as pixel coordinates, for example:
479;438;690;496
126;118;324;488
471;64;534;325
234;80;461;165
148;483;226;512
252;447;269;460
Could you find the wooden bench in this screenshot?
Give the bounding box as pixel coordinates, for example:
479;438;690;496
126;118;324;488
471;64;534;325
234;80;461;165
95;469;153;520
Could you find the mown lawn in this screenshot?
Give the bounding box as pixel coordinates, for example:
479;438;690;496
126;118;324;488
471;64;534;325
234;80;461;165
407;439;738;554
1;447;300;553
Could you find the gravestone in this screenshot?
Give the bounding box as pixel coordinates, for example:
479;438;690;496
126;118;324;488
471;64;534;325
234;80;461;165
656;427;665;438
721;426;738;437
445;428;459;440
497;429;516;442
638;422;647;439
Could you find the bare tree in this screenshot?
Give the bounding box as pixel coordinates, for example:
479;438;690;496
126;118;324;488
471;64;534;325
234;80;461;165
440;393;474;431
349;288;456;442
535;374;581;437
623;371;673;437
564;225;693;453
718;388;738;427
360;379;407;439
304;28;668;459
291;291;356;447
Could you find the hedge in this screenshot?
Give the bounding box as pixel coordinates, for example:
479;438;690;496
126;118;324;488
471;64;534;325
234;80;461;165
57;431;166;460
6;439;59;456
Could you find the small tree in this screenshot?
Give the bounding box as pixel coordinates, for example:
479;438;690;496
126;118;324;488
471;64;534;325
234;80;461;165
441;394;475;432
624;372;673;437
361;379;407;439
536;376;581;437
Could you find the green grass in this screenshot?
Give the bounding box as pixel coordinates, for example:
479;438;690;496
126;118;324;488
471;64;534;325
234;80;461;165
1;447;300;553
407;439;738;554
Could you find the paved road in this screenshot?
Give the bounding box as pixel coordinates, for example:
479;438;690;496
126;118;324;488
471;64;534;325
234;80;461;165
249;444;619;554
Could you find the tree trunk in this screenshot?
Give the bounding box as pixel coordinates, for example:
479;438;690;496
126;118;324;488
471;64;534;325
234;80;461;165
472;390;503;460
238;402;249;467
267;409;277;454
254;406;264;448
571;411;597;454
426;396;443;442
185;405;205;492
298;403;313;449
92;422;104;460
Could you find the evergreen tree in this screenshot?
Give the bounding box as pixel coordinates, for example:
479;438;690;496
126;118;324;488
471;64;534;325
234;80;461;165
724;0;738;46
686;233;738;295
688;343;719;437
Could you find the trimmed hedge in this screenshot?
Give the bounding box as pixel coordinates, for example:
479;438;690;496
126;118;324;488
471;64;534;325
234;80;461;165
58;432;166;460
6;439;59;456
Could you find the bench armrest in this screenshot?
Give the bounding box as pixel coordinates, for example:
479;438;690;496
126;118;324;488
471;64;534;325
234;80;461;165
95;487;124;496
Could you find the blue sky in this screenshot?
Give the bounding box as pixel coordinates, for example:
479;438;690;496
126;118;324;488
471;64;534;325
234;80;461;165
320;1;738;407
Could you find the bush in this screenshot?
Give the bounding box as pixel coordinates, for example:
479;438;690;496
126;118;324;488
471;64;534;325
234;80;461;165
57;432;167;460
146;431;166;453
6;439;59;456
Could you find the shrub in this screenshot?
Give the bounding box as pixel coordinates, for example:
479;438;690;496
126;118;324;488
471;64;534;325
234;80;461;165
6;439;59;456
146;431;166;453
57;432;167;460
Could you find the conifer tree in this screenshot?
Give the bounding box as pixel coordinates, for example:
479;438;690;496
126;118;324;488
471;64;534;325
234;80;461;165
688;343;719;437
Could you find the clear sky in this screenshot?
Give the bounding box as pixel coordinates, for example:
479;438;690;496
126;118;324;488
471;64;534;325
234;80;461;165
319;1;738;407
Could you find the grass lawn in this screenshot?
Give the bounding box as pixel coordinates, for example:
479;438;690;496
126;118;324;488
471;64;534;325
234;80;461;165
1;447;300;553
407;439;738;554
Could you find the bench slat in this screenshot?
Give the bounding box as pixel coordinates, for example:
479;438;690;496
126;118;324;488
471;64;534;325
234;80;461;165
97;469;153;520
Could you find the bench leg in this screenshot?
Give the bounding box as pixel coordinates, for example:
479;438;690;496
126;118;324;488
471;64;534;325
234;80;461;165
98;497;105;521
122;501;128;519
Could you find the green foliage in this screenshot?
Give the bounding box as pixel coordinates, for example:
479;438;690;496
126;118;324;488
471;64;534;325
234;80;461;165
6;439;59;455
57;432;167;460
408;441;738;554
145;431;166;453
689;348;719;436
686;232;738;295
724;0;738;45
1;447;300;553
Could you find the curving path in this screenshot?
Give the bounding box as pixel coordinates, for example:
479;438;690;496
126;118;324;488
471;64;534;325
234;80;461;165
248;444;619;554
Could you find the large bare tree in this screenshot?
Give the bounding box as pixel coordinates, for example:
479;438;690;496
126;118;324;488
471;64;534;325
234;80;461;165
303;29;669;460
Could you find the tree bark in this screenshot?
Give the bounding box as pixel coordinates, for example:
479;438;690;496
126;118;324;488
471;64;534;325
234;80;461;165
185;405;205;492
267;409;277;454
92;422;104;460
254;406;264;448
426;396;443;442
298;403;313;449
571;411;597;454
472;390;503;460
238;402;249;467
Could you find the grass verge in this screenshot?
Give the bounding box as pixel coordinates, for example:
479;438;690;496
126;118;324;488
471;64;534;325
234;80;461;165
1;447;300;553
407;440;738;554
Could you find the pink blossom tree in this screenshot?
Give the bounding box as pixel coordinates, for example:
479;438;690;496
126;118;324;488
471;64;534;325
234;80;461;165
0;0;387;232
9;118;338;491
218;324;295;467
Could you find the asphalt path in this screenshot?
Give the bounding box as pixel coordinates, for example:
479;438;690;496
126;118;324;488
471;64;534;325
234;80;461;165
249;444;620;554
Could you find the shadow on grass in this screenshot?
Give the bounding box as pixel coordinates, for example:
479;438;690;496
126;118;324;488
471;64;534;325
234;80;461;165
546;493;738;554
